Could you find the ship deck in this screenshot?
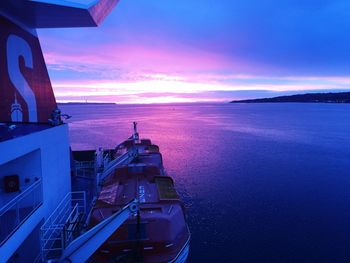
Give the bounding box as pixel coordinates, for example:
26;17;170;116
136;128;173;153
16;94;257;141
0;122;52;142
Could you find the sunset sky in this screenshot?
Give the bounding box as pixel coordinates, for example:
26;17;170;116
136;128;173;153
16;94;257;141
38;0;350;104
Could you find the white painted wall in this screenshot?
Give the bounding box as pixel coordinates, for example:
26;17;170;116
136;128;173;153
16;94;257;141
0;124;71;262
0;150;41;195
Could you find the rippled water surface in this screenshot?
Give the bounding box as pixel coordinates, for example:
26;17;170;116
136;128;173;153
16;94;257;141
61;103;350;263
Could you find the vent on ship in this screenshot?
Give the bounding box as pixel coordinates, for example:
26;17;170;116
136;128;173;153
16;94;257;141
3;175;19;193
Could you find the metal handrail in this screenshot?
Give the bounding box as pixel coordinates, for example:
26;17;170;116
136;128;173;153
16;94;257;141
42;193;70;229
74;160;95;168
0;179;43;246
41;191;86;261
42;191;85;229
41;192;84;248
0;178;42;215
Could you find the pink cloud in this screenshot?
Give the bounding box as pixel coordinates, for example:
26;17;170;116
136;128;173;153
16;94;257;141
38;33;350;104
40;33;267;82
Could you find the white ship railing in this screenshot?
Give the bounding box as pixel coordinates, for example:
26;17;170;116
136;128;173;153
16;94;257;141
74;160;95;178
74;160;95;170
0;178;43;246
40;191;86;261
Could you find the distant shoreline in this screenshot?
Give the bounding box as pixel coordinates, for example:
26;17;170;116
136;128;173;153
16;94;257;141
58;102;116;105
231;92;350;103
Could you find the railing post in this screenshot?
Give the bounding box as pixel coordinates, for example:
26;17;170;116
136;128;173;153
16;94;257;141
41;227;45;262
33;185;37;209
61;224;66;250
16;200;20;225
83;191;86;215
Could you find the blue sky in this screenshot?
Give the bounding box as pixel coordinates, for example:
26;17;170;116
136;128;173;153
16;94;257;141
38;0;350;103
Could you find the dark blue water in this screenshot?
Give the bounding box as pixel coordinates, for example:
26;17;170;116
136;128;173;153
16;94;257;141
61;103;350;263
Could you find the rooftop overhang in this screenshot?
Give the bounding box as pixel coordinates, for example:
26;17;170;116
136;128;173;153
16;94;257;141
0;0;120;28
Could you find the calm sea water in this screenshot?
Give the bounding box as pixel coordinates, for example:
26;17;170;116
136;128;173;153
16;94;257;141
61;103;350;263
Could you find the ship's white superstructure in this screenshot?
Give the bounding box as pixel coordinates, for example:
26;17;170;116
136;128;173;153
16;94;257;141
0;124;71;262
0;1;119;262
